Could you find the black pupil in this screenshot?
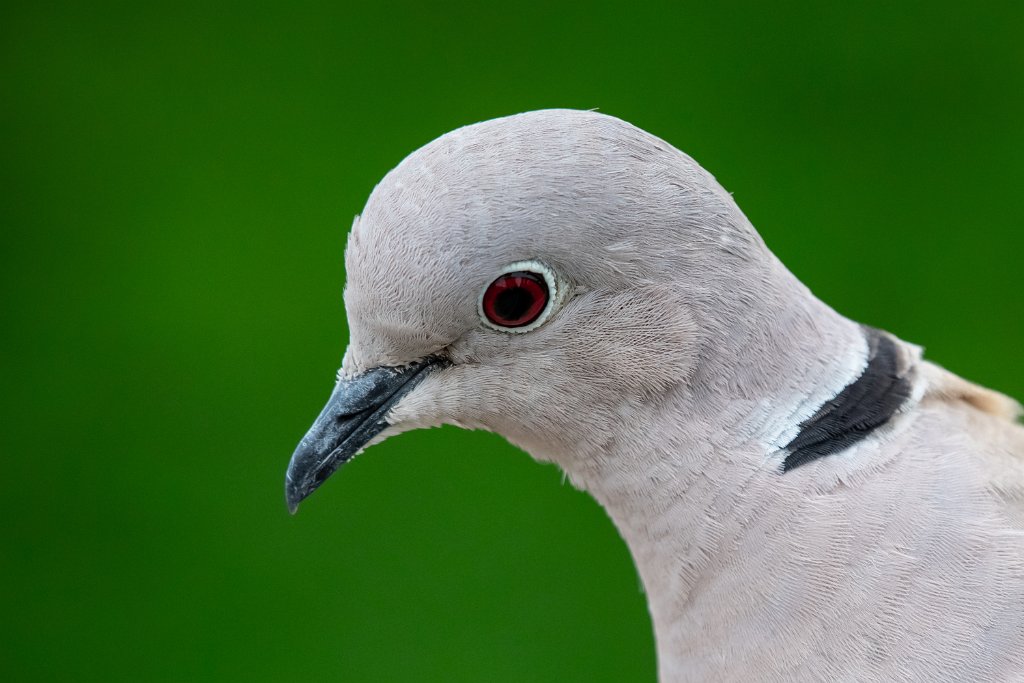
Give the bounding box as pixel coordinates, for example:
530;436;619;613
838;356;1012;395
494;286;535;321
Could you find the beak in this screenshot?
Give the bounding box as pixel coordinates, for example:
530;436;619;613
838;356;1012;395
285;357;447;513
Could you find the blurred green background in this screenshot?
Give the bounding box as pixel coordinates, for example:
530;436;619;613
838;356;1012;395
2;2;1022;681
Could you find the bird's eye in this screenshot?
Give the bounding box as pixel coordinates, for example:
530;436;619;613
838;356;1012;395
479;262;556;333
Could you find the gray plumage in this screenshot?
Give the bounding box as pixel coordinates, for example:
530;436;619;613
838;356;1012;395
288;110;1024;681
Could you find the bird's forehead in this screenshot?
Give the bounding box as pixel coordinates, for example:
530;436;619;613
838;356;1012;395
345;110;688;286
337;109;741;367
340;160;572;367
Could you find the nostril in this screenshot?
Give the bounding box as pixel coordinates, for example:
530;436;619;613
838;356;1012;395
336;406;373;422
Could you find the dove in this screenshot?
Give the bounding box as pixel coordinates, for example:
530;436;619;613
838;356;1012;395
285;110;1024;681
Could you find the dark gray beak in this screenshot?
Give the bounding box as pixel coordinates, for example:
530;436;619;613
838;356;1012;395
285;357;447;513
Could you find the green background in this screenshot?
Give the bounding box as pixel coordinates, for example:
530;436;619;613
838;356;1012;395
3;2;1022;681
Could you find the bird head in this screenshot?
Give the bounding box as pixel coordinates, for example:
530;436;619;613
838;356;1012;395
285;109;783;512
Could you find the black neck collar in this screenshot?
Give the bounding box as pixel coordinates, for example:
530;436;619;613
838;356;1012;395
783;327;914;472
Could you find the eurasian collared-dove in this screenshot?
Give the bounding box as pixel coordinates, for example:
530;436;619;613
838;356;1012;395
285;110;1024;681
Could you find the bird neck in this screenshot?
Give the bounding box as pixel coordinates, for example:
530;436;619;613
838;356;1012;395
566;266;877;680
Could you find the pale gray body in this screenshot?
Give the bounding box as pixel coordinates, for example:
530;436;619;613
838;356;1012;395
311;111;1024;680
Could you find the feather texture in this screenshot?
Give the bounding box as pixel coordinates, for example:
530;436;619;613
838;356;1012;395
315;110;1024;681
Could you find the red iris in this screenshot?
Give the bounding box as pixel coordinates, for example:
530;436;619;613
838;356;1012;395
481;271;549;328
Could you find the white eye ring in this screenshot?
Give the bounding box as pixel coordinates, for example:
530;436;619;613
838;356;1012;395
478;260;564;334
